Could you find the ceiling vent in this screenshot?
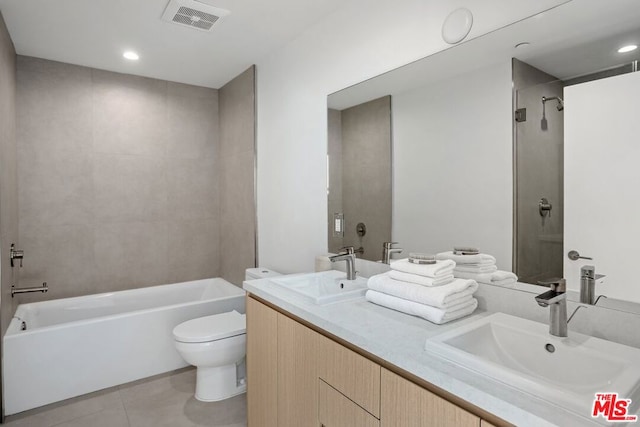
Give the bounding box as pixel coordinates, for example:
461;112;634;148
161;0;230;32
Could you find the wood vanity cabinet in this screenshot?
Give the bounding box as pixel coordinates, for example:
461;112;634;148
319;380;379;427
247;296;497;427
246;296;278;427
277;308;321;426
380;369;479;427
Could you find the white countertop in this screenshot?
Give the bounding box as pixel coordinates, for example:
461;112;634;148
243;275;606;427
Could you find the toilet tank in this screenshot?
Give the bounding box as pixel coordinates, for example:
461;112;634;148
245;268;281;281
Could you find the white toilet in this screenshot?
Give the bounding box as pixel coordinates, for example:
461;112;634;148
173;268;280;402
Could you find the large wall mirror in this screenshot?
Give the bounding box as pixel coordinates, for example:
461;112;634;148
326;1;640;309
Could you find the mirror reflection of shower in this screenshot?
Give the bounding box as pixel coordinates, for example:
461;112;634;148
543;95;564;111
541;95;564;130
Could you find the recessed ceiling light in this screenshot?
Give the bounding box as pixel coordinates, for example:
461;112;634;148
123;51;139;61
618;45;638;53
515;42;531;49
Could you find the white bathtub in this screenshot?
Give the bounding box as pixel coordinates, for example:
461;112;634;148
3;278;245;415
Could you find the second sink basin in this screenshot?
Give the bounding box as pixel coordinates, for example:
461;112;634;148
425;312;640;418
269;270;368;305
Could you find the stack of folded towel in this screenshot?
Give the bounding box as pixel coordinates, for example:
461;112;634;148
436;251;517;287
365;258;478;325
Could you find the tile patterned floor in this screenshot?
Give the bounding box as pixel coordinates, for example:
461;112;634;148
4;368;246;427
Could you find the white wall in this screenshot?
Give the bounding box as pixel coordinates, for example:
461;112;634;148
256;0;566;273
393;61;513;270
564;71;640;302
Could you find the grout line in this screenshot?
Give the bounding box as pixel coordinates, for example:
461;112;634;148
117;389;133;427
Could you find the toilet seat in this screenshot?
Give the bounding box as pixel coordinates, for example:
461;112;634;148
173;310;246;343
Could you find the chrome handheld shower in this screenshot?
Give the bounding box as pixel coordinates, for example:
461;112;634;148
542;95;564;111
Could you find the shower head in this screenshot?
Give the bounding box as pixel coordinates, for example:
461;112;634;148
542;96;564;112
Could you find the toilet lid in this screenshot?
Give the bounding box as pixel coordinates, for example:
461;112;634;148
173;310;246;343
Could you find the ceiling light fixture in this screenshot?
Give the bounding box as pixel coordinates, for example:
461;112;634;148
618;45;638;53
123;51;140;60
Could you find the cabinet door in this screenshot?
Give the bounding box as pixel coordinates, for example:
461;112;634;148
277;312;321;427
319;380;379;427
381;369;479;427
247;297;278;427
320;335;381;417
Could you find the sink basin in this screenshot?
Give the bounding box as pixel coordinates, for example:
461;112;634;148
269;270;368;305
425;312;640;418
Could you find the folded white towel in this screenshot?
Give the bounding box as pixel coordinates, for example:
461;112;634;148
390;258;455;278
493;278;517;287
436;251;496;265
454;265;498;274
389;270;454;287
366;290;478;325
453;271;492;283
453;270;517;286
491;270;518;282
367;273;478;309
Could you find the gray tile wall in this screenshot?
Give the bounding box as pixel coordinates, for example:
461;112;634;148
218;66;256;285
327;109;343;254
0;11;17;336
512;59;564;284
340;96;392;262
16;56;222;301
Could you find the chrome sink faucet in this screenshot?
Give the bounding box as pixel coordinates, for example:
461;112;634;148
382;242;402;264
329;246;357;280
580;265;606;305
535;278;567;337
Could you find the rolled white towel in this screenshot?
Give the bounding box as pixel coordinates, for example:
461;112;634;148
390;258;455;278
367;273;478;309
366;290;478;325
436;251;496;265
389;270;454;287
454;265;498;274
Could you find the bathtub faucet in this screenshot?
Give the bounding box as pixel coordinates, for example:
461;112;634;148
10;243;24;267
11;282;48;298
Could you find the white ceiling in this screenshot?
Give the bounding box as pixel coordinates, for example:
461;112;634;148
0;0;344;88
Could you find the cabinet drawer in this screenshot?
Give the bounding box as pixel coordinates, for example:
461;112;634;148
319;380;379;427
381;369;480;427
320;335;381;418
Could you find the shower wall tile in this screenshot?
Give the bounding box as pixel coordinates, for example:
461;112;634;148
16;57;92;154
16;57;223;300
220;151;254;227
219;66;256;285
166;219;220;284
92;69;168;157
166;90;219;159
18;146;93;228
93;154;167;223
340;96;392;262
17;224;95;302
0;11;17;336
166;156;218;221
94;221;169;291
167;81;217;99
219;66;255;158
220;151;256;285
